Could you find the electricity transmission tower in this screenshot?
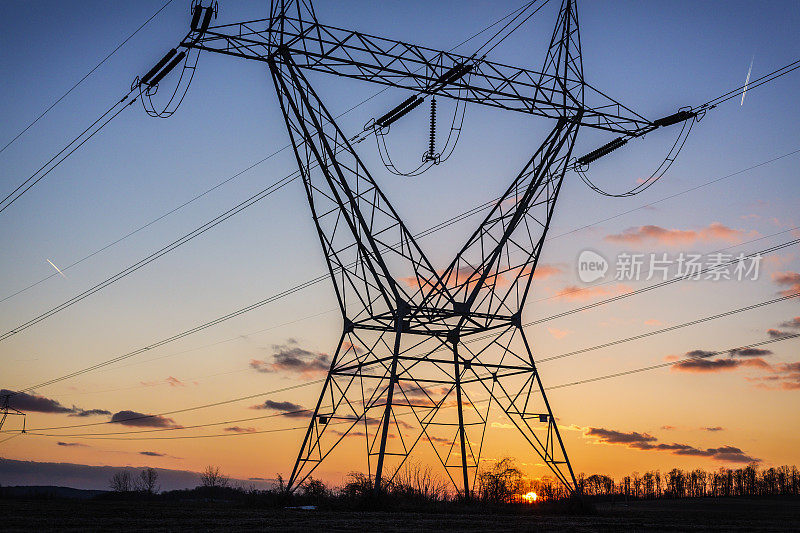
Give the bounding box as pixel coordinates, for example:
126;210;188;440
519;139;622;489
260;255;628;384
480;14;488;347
138;0;692;495
0;394;25;433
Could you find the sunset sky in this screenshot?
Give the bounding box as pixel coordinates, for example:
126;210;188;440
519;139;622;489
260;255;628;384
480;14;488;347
1;0;798;490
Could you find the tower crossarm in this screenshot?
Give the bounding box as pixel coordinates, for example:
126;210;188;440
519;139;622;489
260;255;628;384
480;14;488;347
181;16;651;134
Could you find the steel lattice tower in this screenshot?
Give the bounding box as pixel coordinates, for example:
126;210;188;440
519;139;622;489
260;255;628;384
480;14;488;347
166;0;688;496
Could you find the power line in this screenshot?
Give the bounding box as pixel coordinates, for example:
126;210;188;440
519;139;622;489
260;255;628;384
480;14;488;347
537;292;799;365
0;171;298;343
29;410;313;437
545;332;800;391
4;3;798;417
0;432;24;444
522;237;798;326
27;425;310;441
46;288;799;402
0;0;176;157
0;0;546;303
11;276;798;435
697;58;800;110
17;332;800;442
23;380;322;432
0;145;291;305
9;228;796;398
0;91;139;214
4;136;795;343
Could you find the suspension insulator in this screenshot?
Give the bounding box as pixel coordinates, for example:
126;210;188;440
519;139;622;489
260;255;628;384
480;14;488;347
198;6;214;34
146;51;187;87
428;96;436;158
376;95;424;128
140;49;178;86
431;62;473;92
190;4;203;30
653;110;696;128
576;137;628;166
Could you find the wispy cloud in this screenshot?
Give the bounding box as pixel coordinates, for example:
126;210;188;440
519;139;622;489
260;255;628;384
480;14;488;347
250;340;330;379
0;389;107;418
748;362;800;390
771;271;800;297
547;327;570;339
224;426;257;433
554;283;633;302
110;410;180;428
670;348;772;373
585;427;759;463
251;399;308;418
604;223;750;247
69;408;112;418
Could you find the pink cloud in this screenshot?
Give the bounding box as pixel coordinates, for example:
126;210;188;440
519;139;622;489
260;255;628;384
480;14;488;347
547;327;570;339
554;283;633;302
671;357;772;373
165;376;185;387
531;263;564;280
604;222;750;247
748;361;800;390
771;271;800;297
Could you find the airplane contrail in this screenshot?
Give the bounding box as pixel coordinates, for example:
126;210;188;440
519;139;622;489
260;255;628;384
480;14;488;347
47;259;67;278
741;55;754;106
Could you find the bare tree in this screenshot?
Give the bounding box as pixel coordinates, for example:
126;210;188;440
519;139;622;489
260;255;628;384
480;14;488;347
200;465;229;488
109;471;132;492
478;457;523;503
134;467;160;494
394;461;448;500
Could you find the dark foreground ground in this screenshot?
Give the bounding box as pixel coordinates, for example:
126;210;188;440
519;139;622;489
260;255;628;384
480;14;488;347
1;496;798;531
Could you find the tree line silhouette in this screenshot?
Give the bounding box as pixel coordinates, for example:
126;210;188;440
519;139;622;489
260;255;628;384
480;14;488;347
577;464;800;500
104;459;800;506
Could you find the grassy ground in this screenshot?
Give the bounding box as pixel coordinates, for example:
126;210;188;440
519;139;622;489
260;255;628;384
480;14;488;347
1;496;798;531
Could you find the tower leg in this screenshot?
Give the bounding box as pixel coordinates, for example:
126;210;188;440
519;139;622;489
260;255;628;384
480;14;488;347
453;339;470;498
373;319;403;494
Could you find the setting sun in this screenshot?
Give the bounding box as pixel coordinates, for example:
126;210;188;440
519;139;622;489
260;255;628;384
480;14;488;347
522;492;538;503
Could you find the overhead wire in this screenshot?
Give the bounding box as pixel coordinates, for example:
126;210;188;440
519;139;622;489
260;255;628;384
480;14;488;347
67;288;800;398
0;0;176;156
8;230;797;405
575;114;695;197
6;166;799;396
371;0;551;177
4;5;799;453
0;0;559;302
575;56;800;197
545;332;800;391
697;58;800;111
0;90;139;215
6;2;800;416
0;145;292;305
0;170;298;343
21;380;322;432
15;330;800;442
536;293;798;364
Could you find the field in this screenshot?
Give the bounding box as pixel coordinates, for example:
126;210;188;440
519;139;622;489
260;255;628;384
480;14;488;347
1;496;798;531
